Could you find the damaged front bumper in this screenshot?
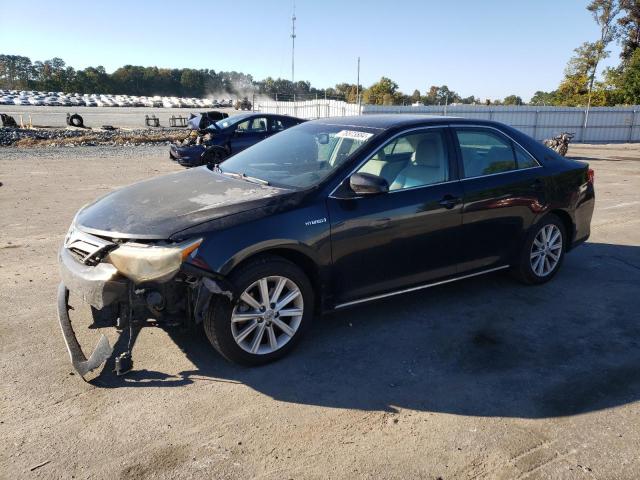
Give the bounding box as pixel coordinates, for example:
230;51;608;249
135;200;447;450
57;247;127;378
57;282;114;378
59;247;127;310
57;245;234;379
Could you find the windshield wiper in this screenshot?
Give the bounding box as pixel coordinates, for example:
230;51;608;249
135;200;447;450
217;168;269;186
240;173;270;185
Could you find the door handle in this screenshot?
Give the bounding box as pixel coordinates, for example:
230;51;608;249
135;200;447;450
438;195;461;209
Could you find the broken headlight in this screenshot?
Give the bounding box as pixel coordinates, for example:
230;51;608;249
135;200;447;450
106;238;202;284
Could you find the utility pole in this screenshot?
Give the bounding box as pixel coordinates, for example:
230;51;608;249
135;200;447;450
356;56;360;111
291;3;296;85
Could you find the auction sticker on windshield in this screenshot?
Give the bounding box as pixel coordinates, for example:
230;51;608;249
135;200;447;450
335;130;374;141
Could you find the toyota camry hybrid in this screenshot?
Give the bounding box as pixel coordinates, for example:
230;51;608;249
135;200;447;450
58;115;594;377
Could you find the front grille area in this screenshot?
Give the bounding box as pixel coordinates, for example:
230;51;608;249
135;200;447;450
65;229;116;266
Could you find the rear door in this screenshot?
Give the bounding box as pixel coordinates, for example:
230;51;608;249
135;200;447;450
453;126;544;272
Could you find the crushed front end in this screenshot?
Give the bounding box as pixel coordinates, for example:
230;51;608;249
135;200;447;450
57;226;231;378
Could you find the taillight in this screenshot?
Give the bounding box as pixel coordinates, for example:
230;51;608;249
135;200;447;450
587;168;595;185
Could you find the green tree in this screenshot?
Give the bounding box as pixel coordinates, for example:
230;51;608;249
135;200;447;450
617;0;640;64
410;89;421;103
180;69;204;96
422;85;460;105
0;54;33;89
613;47;640;103
529;90;557;105
556;42;599;105
363;77;400;105
503;95;524;105
584;0;622;106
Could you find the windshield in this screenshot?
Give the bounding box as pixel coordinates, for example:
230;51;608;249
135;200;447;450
218;122;378;188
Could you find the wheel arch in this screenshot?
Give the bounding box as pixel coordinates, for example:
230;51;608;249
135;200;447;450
221;242;325;313
548;209;575;251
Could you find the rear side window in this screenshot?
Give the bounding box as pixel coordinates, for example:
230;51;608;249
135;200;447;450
514;143;538;168
455;128;538;178
271;119;285;132
456;129;515;177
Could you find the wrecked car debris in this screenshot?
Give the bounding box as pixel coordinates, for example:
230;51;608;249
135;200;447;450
187;111;229;130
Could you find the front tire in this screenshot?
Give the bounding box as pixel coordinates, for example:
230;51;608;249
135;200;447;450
204;255;314;366
201;147;227;167
512;214;566;284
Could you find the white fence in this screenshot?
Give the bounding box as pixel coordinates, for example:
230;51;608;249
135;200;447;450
257;99;640;143
256;99;362;119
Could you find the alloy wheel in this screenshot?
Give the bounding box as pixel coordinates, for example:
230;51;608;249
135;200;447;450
530;224;563;277
231;276;304;354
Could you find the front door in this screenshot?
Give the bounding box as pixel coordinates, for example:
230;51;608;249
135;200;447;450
328;127;463;304
230;117;269;153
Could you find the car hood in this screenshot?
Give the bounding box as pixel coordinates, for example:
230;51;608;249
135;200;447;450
75;167;291;239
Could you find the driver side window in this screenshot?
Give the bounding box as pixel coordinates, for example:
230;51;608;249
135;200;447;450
357;129;449;191
235;120;250;132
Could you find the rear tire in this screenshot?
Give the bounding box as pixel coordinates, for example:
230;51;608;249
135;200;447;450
512;214;566;285
203;255;314;366
201;147;227;167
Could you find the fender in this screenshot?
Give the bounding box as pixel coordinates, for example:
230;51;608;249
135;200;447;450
192;202;332;279
218;239;324;276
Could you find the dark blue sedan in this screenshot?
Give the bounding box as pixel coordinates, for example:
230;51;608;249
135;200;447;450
169;113;306;167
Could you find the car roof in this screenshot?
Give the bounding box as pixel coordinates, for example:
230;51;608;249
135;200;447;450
310;114;500;130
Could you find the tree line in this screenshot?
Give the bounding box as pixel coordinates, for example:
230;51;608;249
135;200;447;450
0;55;520;106
531;0;639;106
0;0;637;107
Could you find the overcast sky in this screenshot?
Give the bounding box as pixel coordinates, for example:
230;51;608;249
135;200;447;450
0;0;622;101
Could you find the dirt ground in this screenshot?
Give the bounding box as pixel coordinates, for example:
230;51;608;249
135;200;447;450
1;143;639;479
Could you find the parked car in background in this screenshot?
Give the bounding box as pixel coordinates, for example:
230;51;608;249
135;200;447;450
169;113;306;167
186;110;229;130
57;115;594;377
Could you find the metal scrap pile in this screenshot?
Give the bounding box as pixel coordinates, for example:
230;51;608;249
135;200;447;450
0;127;185;147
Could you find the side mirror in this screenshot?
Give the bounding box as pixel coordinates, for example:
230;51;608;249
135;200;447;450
349;172;389;196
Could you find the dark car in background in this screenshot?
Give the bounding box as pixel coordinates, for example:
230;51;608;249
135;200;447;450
58;115;594;377
169;113;306;167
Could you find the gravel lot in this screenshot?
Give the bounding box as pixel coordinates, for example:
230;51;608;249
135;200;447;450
1;143;639;479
